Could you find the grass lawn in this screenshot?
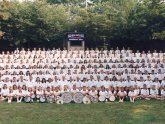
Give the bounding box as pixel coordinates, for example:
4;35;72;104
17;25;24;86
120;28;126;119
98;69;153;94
0;100;164;124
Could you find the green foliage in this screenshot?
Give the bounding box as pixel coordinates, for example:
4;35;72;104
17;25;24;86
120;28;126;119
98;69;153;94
0;0;165;48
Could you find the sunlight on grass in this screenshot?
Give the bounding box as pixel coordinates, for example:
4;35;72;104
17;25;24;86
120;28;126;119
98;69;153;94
133;108;146;113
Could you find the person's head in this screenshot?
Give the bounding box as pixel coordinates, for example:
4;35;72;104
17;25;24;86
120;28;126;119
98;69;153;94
36;77;40;82
121;87;125;92
42;78;47;83
28;87;32;92
82;86;87;91
73;85;77;90
47;87;51;91
3;84;7;89
91;86;96;91
143;84;147;89
22;85;27;90
64;85;68;91
55;87;60;92
13;85;17;90
48;78;52;83
130;86;134;91
101;86;105;91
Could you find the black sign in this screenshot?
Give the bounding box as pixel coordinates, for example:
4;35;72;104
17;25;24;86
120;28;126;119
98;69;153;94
66;33;85;41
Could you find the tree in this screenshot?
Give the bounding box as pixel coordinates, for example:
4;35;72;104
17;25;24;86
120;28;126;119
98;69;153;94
1;1;69;48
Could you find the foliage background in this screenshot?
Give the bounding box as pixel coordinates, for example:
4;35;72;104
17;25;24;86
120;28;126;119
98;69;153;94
0;0;165;51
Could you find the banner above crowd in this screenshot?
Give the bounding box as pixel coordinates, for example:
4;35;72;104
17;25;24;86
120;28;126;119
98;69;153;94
66;32;85;41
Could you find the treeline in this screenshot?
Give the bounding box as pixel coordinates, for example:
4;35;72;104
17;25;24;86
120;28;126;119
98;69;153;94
0;0;165;50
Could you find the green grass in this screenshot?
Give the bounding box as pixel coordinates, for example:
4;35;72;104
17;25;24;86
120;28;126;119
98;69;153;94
0;100;165;124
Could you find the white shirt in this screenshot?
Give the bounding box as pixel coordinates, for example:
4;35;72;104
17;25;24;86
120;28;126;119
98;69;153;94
1;89;9;96
80;89;88;95
141;89;149;95
150;89;158;95
89;90;98;96
99;91;107;96
161;89;165;96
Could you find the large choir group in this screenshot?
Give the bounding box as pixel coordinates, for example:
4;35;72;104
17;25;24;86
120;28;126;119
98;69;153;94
0;48;165;104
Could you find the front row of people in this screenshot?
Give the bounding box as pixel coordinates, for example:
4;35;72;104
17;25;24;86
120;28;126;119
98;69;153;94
0;84;165;103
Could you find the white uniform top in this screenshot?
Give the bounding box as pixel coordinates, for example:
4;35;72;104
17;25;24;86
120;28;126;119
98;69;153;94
89;90;98;96
118;91;127;95
60;89;70;94
80;90;88;95
150;89;158;95
1;89;9;96
103;81;110;89
144;81;152;88
128;91;134;96
134;89;140;95
99;91;107;96
161;89;165;96
80;82;88;87
17;90;23;96
108;90;116;96
36;90;44;95
141;89;149;95
70;89;79;94
13;90;18;96
161;81;165;87
22;90;28;96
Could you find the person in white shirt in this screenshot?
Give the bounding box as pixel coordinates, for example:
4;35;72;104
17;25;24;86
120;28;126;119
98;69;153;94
1;84;9;101
45;87;54;103
53;87;61;97
161;86;165;99
61;85;70;94
27;87;35;102
152;78;161;90
80;86;89;96
7;88;13;103
36;86;44;100
70;85;79;94
89;86;98;98
140;84;150;99
99;86;107;97
117;87;127;102
12;84;18;96
108;86;117;97
22;85;28;98
128;86;139;103
161;77;165;88
149;85;160;99
16;87;23;103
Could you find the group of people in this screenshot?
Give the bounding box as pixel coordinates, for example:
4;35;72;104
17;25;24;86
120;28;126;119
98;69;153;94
0;47;165;103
